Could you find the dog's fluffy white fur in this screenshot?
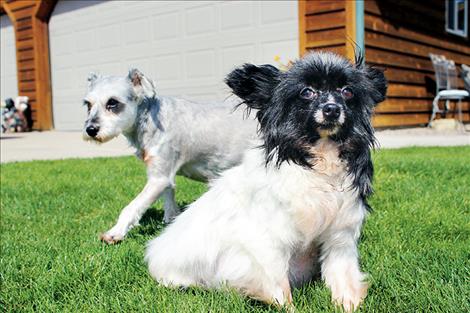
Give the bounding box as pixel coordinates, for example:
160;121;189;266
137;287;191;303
146;139;367;310
145;52;386;311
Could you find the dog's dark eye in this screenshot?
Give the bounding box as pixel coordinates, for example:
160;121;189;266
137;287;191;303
83;100;92;112
106;98;120;111
300;87;317;100
341;87;354;100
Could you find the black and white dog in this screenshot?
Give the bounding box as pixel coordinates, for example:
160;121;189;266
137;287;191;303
145;52;387;311
83;69;257;244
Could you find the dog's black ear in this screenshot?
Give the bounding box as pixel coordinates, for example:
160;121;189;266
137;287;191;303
365;67;387;104
225;64;280;110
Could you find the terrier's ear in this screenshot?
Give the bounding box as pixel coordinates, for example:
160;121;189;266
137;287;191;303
225;64;280;111
128;68;156;98
128;68;144;86
366;67;387;105
87;72;100;89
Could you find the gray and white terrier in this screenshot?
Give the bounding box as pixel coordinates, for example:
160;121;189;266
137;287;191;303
83;69;257;244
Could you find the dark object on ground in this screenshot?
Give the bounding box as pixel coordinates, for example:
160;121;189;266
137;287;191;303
1;97;32;132
5;98;15;110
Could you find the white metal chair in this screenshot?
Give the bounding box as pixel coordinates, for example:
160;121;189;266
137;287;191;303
428;53;469;126
461;64;470;92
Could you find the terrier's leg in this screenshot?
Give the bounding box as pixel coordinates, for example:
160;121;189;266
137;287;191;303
320;226;368;312
101;176;170;244
162;186;180;223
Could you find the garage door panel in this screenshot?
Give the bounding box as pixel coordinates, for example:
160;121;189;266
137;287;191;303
97;24;121;49
1;15;18;101
94;62;126;77
152;54;182;82
74;29;97;53
122;19;151;45
221;1;254;30
185;4;217;36
185;49;216;79
2;48;17;73
153;12;181;40
54;69;76;90
261;39;300;64
123;58;153;79
261;0;298;24
53;93;87;128
50;0;298;130
221;45;256;75
75;67;96;90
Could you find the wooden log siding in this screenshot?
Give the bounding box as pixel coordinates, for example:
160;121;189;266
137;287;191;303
364;0;470;127
1;0;57;130
299;1;348;57
299;0;470;127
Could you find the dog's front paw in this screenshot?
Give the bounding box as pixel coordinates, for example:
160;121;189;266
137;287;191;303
331;280;368;312
163;207;181;224
99;232;124;244
163;214;175;224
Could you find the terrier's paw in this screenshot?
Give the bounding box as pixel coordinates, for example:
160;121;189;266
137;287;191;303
162;216;173;224
332;280;368;312
99;232;124;244
163;211;179;224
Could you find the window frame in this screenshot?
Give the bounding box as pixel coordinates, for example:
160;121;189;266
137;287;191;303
446;0;468;38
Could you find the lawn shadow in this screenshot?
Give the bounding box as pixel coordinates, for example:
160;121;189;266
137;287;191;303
0;135;23;140
136;208;165;236
177;201;193;210
179;286;282;312
133;202;193;237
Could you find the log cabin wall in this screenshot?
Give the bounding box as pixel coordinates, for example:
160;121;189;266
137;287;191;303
365;0;470;127
1;0;56;130
299;0;348;57
299;0;470;127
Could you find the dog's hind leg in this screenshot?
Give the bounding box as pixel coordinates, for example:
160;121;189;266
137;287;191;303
146;234;201;288
162;187;180;223
230;269;293;309
100;177;171;244
216;248;293;308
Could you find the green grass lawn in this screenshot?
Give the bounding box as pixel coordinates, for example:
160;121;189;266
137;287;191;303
1;146;469;312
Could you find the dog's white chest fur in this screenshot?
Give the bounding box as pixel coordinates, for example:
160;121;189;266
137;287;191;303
258;138;354;243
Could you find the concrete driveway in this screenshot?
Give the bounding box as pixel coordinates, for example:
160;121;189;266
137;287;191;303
374;127;470;149
1;131;133;163
1;128;469;163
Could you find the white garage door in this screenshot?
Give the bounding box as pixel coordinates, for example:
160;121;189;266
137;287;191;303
1;14;18;103
49;0;298;130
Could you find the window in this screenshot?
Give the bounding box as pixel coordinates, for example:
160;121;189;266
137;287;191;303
446;0;468;37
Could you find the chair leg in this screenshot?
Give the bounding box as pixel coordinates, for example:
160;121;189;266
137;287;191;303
428;95;440;127
457;99;464;132
444;99;450;118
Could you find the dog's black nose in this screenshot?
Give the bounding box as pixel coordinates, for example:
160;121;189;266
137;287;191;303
322;103;341;120
86;125;99;137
